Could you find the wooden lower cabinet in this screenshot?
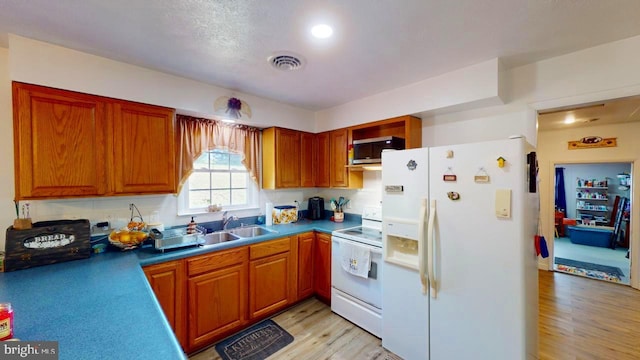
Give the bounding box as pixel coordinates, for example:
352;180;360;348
314;232;332;301
143;260;187;350
248;237;296;320
186;248;248;353
145;233;329;354
249;252;291;319
297;232;315;300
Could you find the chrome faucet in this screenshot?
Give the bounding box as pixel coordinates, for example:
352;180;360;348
222;211;239;230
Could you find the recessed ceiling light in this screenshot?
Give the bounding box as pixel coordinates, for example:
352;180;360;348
311;24;333;39
564;114;576;124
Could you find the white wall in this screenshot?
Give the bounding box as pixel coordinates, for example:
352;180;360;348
421;104;537;147
315;58;505;132
8;35;315;132
1;35;319;251
5;32;640;272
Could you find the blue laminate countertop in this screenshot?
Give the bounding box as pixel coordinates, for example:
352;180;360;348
0;251;186;360
0;218;359;359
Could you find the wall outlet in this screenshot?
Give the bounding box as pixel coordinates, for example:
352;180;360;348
91;221;112;235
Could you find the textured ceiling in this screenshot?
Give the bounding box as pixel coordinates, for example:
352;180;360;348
1;0;640;111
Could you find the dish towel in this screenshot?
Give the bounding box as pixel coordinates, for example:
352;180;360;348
340;241;371;279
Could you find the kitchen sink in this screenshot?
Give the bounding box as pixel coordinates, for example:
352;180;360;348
228;225;276;238
201;231;241;245
200;225;275;246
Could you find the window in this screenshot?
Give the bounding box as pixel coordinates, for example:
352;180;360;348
178;149;258;214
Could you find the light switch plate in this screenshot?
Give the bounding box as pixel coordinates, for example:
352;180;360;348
495;189;511;219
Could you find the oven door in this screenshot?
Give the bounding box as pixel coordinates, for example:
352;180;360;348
331;235;383;309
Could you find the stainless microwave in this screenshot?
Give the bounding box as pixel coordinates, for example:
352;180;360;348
353;136;405;164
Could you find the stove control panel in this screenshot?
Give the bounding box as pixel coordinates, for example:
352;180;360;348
362;206;382;222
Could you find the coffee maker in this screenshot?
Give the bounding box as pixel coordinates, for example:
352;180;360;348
307;197;325;220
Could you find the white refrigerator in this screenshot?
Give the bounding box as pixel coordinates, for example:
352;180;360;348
381;137;538;360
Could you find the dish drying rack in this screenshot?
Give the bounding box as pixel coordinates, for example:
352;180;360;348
150;225;206;252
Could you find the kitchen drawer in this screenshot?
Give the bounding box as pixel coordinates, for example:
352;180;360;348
187;247;248;277
249;237;291;260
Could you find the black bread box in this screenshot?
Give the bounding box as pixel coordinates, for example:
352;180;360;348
4;219;91;272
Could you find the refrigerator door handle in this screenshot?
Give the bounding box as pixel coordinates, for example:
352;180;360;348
427;199;437;298
418;198;428;294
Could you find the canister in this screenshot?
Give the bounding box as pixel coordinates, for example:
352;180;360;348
0;302;14;340
272;205;298;224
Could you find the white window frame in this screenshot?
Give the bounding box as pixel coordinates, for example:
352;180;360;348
177;149;259;215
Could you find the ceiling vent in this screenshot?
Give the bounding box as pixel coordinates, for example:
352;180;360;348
268;52;305;71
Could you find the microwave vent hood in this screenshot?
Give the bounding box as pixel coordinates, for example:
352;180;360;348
353;136;405;164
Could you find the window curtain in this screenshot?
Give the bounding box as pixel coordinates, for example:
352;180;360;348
555;167;566;216
177;114;261;193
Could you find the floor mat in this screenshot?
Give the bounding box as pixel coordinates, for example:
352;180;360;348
555;257;624;282
215;319;294;360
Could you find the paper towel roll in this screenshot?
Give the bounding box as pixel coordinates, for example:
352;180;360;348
265;202;273;226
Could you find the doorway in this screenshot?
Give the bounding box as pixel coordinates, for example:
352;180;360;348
553;162;632;284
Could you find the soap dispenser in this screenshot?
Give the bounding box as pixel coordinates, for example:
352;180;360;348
187;216;197;234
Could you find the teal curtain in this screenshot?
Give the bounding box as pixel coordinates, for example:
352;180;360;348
555;167;566;216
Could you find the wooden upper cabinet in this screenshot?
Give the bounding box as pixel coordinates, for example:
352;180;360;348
276;129;300;188
315;131;331;187
300;131;316;188
12;82;178;199
330;129;349;187
350;115;422;149
112;101;176;194
262;127;301;189
13;82;108;199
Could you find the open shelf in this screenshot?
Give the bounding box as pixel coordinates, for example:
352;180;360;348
576;178;610;224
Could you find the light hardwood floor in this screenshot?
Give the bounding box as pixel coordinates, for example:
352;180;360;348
190;298;399;360
539;270;640;360
191;271;640;359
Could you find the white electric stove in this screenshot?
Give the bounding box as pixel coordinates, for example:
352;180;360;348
330;206;383;337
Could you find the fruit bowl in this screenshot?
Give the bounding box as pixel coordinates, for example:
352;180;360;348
109;230;148;250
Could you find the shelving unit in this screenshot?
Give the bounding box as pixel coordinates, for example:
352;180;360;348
575;179;609;224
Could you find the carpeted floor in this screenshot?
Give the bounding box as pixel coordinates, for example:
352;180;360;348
553;237;630;284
